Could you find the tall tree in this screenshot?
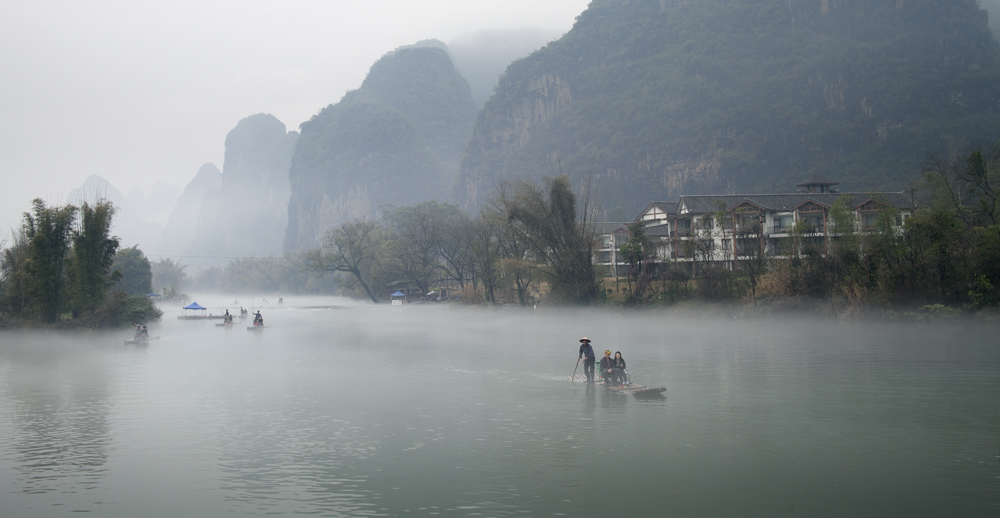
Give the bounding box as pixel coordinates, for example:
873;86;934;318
476;183;541;305
504;175;598;303
67;201;120;316
112;246;152;296
924;143;1000;227
733;209;767;303
22;199;77;322
306;219;388;303
0;230;30;316
151;258;188;296
381;201;453;295
469;212;503;303
437;206;475;289
620;222;651;302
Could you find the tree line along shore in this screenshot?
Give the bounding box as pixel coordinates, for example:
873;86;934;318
3;145;999;327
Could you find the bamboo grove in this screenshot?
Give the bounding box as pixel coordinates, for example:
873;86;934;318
0;199;161;327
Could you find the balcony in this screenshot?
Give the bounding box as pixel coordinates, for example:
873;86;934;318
733;223;763;236
771;225;794;234
800;224;825;234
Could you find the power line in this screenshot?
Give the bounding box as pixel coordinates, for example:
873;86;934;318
141;248;296;261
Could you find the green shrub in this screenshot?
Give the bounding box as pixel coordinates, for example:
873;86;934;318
83;292;163;328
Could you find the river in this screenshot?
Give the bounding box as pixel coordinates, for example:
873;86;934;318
1;296;998;517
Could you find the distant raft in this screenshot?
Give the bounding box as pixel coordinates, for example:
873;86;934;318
570;375;666;397
123;336;160;345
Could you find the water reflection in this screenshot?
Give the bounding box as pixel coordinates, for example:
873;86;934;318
0;300;998;517
0;333;113;510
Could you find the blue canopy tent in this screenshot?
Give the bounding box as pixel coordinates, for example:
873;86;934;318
177;301;220;320
180;302;207;318
390;291;406;305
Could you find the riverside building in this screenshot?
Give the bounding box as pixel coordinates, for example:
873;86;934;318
595;177;914;276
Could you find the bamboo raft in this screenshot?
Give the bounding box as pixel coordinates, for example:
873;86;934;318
571;375;666;397
215;321;241;327
123;336;160;345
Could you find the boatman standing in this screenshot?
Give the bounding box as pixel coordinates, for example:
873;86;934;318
578;337;596;382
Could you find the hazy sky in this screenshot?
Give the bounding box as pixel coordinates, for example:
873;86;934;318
0;0;590;235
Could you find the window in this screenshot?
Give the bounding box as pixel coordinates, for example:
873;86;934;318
864;212;879;228
777;215;793;232
771;237;793;255
799;214;824;233
676;219;692;236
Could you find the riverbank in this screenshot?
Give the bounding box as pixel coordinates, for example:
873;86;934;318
595;276;1000;322
0;294;163;330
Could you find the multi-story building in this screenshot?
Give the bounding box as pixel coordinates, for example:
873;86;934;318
592;222;631;277
598;177;914;276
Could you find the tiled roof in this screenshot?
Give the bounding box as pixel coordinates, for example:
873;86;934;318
643;223;671;237
635;201;678;220
650;201;678;213
677;192;911;214
795;175;840;187
591;222;631;234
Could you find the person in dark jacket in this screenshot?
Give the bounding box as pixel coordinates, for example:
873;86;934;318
612;351;627;385
599;350;616;383
578;337;596;382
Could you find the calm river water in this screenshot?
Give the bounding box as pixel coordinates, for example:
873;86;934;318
1;296;998;517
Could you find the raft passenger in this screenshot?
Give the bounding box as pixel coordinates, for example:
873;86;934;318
599;350;615;384
612;351;627;385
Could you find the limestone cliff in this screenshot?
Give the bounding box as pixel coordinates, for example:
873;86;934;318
160;163;222;259
455;0;1000;217
160;114;296;266
284;46;476;250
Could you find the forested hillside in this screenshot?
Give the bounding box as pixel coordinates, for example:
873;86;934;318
456;0;1000;217
285;46;476;250
981;0;1000;36
447;29;562;107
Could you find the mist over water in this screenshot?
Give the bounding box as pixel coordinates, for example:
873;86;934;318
1;298;998;517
